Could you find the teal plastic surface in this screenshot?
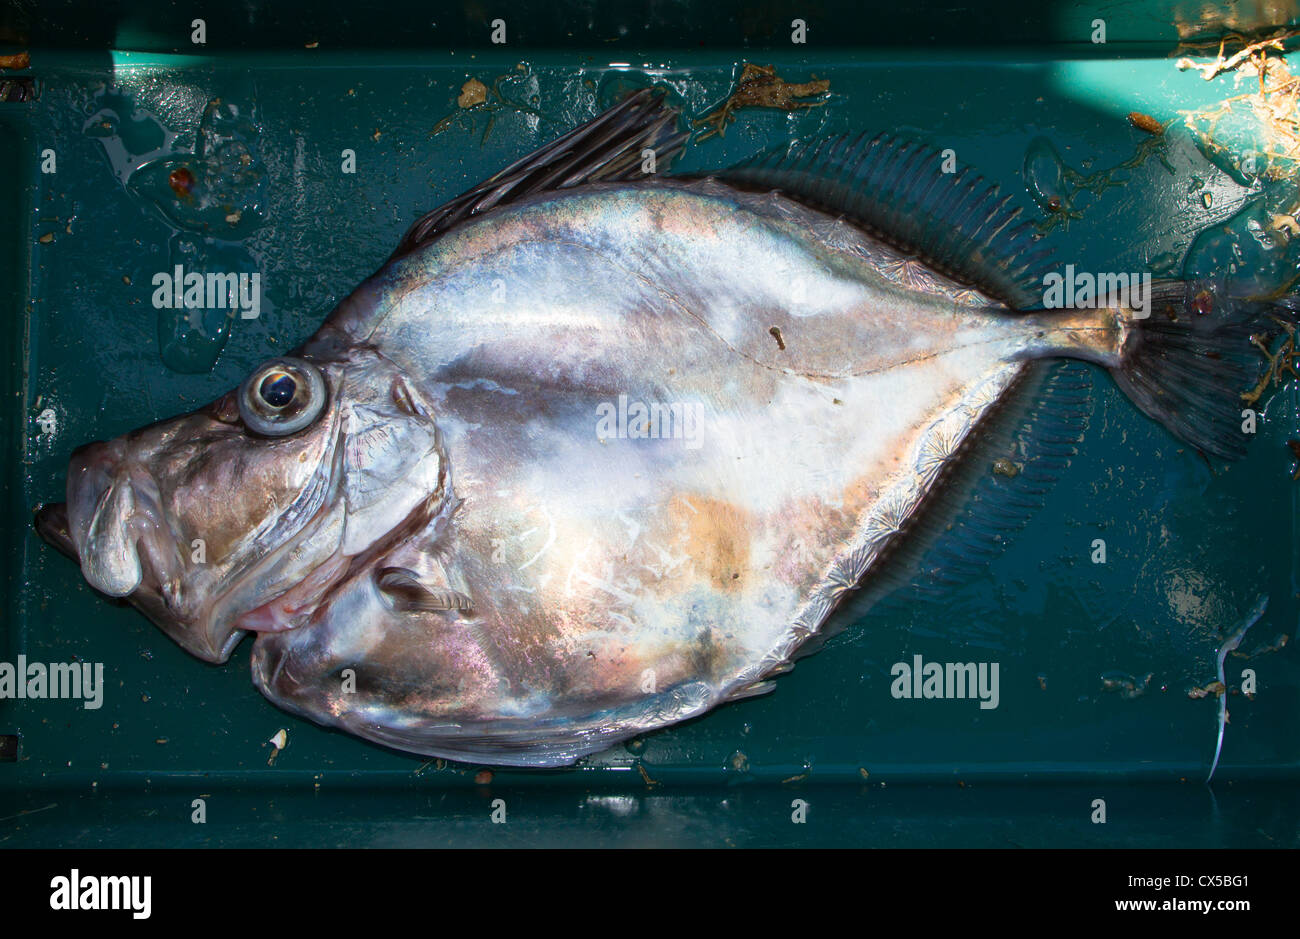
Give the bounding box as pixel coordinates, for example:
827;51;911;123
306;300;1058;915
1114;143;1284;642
1;4;1298;847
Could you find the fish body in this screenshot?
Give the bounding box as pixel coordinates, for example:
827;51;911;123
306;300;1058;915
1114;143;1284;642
244;179;1121;761
36;93;1277;765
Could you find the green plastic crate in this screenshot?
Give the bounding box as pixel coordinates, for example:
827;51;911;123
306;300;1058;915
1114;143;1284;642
1;0;1297;847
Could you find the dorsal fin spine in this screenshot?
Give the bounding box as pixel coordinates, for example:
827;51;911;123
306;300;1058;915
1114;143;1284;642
390;89;686;262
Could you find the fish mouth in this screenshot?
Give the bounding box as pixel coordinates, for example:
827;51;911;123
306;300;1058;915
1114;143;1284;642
63;440;152;597
37;441;245;663
37;487;243;664
37;439;163;600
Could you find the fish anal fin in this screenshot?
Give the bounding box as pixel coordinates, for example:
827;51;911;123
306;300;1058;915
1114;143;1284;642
865;360;1094;609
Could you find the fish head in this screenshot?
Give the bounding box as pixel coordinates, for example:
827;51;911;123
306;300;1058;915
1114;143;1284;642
35;343;447;663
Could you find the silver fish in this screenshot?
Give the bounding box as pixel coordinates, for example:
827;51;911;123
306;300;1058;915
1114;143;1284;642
35;91;1283;766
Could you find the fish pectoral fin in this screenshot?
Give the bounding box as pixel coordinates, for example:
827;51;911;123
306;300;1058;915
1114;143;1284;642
388;88;687;262
376;566;473;614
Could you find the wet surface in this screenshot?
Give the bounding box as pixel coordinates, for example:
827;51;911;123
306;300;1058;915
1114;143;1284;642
3;48;1299;846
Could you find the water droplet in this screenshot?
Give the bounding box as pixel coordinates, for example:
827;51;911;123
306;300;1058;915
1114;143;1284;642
1023;136;1069;213
1148;251;1181;277
1183;195;1300;296
82;89;169;181
157;234;257;374
127;98;268;240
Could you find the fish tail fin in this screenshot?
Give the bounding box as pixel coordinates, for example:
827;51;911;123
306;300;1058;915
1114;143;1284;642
1107;279;1297;460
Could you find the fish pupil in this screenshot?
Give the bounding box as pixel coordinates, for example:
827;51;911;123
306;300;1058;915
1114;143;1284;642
259;373;297;408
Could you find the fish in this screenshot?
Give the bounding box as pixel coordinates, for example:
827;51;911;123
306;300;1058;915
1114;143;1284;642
34;90;1291;767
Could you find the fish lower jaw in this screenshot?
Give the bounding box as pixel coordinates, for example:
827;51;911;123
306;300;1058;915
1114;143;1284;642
144;608;245;665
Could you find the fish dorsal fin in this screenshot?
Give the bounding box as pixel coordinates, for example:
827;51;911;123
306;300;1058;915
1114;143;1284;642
389;89;687;262
718;133;1052;310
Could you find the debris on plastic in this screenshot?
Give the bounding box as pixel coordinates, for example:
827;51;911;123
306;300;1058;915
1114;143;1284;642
413;757;448;776
1271;212;1300;236
992;457;1022;478
457;78;488;109
695;63;830;141
1177;29;1300;184
1024;134;1172;232
1177;29;1298;81
432;64;544;143
1246;633;1290;656
267;728;288;765
0;76;34;102
127;98;268;239
1241;320;1297;406
167;166;196;199
1288;440;1300;479
1206;595;1267;783
1099;671;1154;699
1127;111;1166;135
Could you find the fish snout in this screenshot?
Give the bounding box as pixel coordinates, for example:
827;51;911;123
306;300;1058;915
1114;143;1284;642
64;440;164;598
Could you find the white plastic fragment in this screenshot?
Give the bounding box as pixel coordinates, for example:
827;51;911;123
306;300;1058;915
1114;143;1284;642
1207;596;1267;784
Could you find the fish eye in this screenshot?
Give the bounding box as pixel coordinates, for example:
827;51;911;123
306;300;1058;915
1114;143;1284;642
258;371;298;408
237;357;327;437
